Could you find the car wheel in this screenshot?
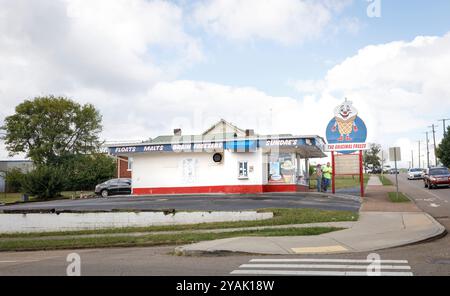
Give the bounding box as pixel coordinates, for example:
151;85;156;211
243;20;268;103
101;189;109;197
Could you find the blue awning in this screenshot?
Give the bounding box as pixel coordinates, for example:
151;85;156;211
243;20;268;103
224;140;257;152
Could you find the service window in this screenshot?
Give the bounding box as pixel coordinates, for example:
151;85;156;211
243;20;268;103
127;157;133;171
238;161;249;179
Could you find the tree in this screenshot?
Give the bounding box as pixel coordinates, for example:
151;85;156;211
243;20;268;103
436;126;450;167
62;153;116;191
21;165;65;199
364;143;382;171
1;96;102;165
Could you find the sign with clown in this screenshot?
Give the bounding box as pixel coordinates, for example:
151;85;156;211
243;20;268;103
325;98;368;197
325;98;368;153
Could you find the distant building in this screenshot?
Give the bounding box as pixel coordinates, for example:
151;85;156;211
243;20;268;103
0;160;34;193
108;119;326;195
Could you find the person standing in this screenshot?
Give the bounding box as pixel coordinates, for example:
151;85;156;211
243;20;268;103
315;164;323;192
322;162;333;192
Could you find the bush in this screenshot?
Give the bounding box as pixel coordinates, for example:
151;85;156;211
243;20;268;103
4;168;26;193
62;154;116;191
21;165;65;199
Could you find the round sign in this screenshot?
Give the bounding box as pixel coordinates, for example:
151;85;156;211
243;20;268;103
326;99;367;154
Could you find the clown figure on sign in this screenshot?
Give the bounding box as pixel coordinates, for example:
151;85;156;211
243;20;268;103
331;98;358;141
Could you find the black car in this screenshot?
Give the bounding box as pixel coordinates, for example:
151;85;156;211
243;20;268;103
95;178;132;197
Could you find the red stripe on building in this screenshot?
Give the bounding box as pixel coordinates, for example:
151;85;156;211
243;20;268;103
133;184;309;195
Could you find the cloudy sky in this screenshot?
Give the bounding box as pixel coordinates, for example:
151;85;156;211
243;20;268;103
1;0;450;168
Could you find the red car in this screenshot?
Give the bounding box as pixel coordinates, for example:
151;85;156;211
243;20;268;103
423;167;450;189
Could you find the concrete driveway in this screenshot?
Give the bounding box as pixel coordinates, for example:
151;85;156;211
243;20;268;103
0;192;360;212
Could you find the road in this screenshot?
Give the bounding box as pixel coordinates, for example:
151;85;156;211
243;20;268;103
0;174;449;276
0;192;360;212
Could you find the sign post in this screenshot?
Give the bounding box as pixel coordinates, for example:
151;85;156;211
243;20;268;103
359;150;364;197
389;147;401;200
325;98;368;197
331;152;336;194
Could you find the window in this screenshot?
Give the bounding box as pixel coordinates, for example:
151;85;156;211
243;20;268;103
127;157;133;171
238;161;248;179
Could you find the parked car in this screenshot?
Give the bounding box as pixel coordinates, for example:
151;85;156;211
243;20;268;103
407;168;424;180
95;178;132;197
423;167;450;189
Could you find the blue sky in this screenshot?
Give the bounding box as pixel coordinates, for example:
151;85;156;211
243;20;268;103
1;0;450;167
179;0;450;97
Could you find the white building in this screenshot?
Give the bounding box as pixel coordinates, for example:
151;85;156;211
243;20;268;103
108;119;326;194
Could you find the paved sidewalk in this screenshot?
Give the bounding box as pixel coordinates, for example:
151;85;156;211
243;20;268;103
362;176;421;212
176;212;445;255
367;175;383;186
176;177;445;256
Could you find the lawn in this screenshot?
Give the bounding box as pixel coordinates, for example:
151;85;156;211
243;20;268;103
0;191;92;205
310;174;370;190
0;208;358;239
0;227;341;252
388;192;410;203
378;175;394;186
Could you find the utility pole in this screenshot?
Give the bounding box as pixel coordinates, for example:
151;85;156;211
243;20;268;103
425;131;430;168
418;140;421;168
438;119;450;138
411;150;414;168
429;124;438;166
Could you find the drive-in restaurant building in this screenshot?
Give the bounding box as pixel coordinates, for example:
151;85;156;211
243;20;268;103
108;119;326;195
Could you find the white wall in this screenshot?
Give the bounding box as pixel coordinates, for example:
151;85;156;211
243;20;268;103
132;150;264;188
0;211;274;233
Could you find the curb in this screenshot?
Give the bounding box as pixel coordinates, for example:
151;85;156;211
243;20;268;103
175;212;447;257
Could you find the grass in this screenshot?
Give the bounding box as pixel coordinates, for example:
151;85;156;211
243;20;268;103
0;227;341;252
0;191;91;205
388;192;410;203
378;175;394;186
0;208;358;239
310;174;370;190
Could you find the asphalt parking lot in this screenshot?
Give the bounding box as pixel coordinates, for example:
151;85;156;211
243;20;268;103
0;192;360;212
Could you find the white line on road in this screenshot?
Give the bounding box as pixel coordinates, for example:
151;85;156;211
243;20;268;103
249;258;409;264
239;264;411;270
231;270;414;276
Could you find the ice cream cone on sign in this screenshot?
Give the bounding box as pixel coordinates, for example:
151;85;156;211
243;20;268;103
336;115;356;136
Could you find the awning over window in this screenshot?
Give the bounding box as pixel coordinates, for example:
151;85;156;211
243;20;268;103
224;140;257;152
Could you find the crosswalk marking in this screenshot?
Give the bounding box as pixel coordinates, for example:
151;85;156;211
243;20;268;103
231;258;414;276
249;258;409;264
230;270;414;276
239;264;411;270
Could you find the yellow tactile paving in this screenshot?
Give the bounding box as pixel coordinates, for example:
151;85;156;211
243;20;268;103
291;245;348;254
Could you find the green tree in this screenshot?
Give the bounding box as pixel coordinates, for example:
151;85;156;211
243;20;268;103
62;153;116;191
4;168;26;193
21;165;65;199
364;143;382;171
436;126;450;167
1;96;102;165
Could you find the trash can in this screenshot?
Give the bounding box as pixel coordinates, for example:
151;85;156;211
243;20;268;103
21;194;29;202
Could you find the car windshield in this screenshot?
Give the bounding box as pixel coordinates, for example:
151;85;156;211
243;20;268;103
430;169;449;175
410;169;422;172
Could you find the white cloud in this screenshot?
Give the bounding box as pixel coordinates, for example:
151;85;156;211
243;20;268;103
193;0;352;45
0;0;204;159
291;33;450;153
